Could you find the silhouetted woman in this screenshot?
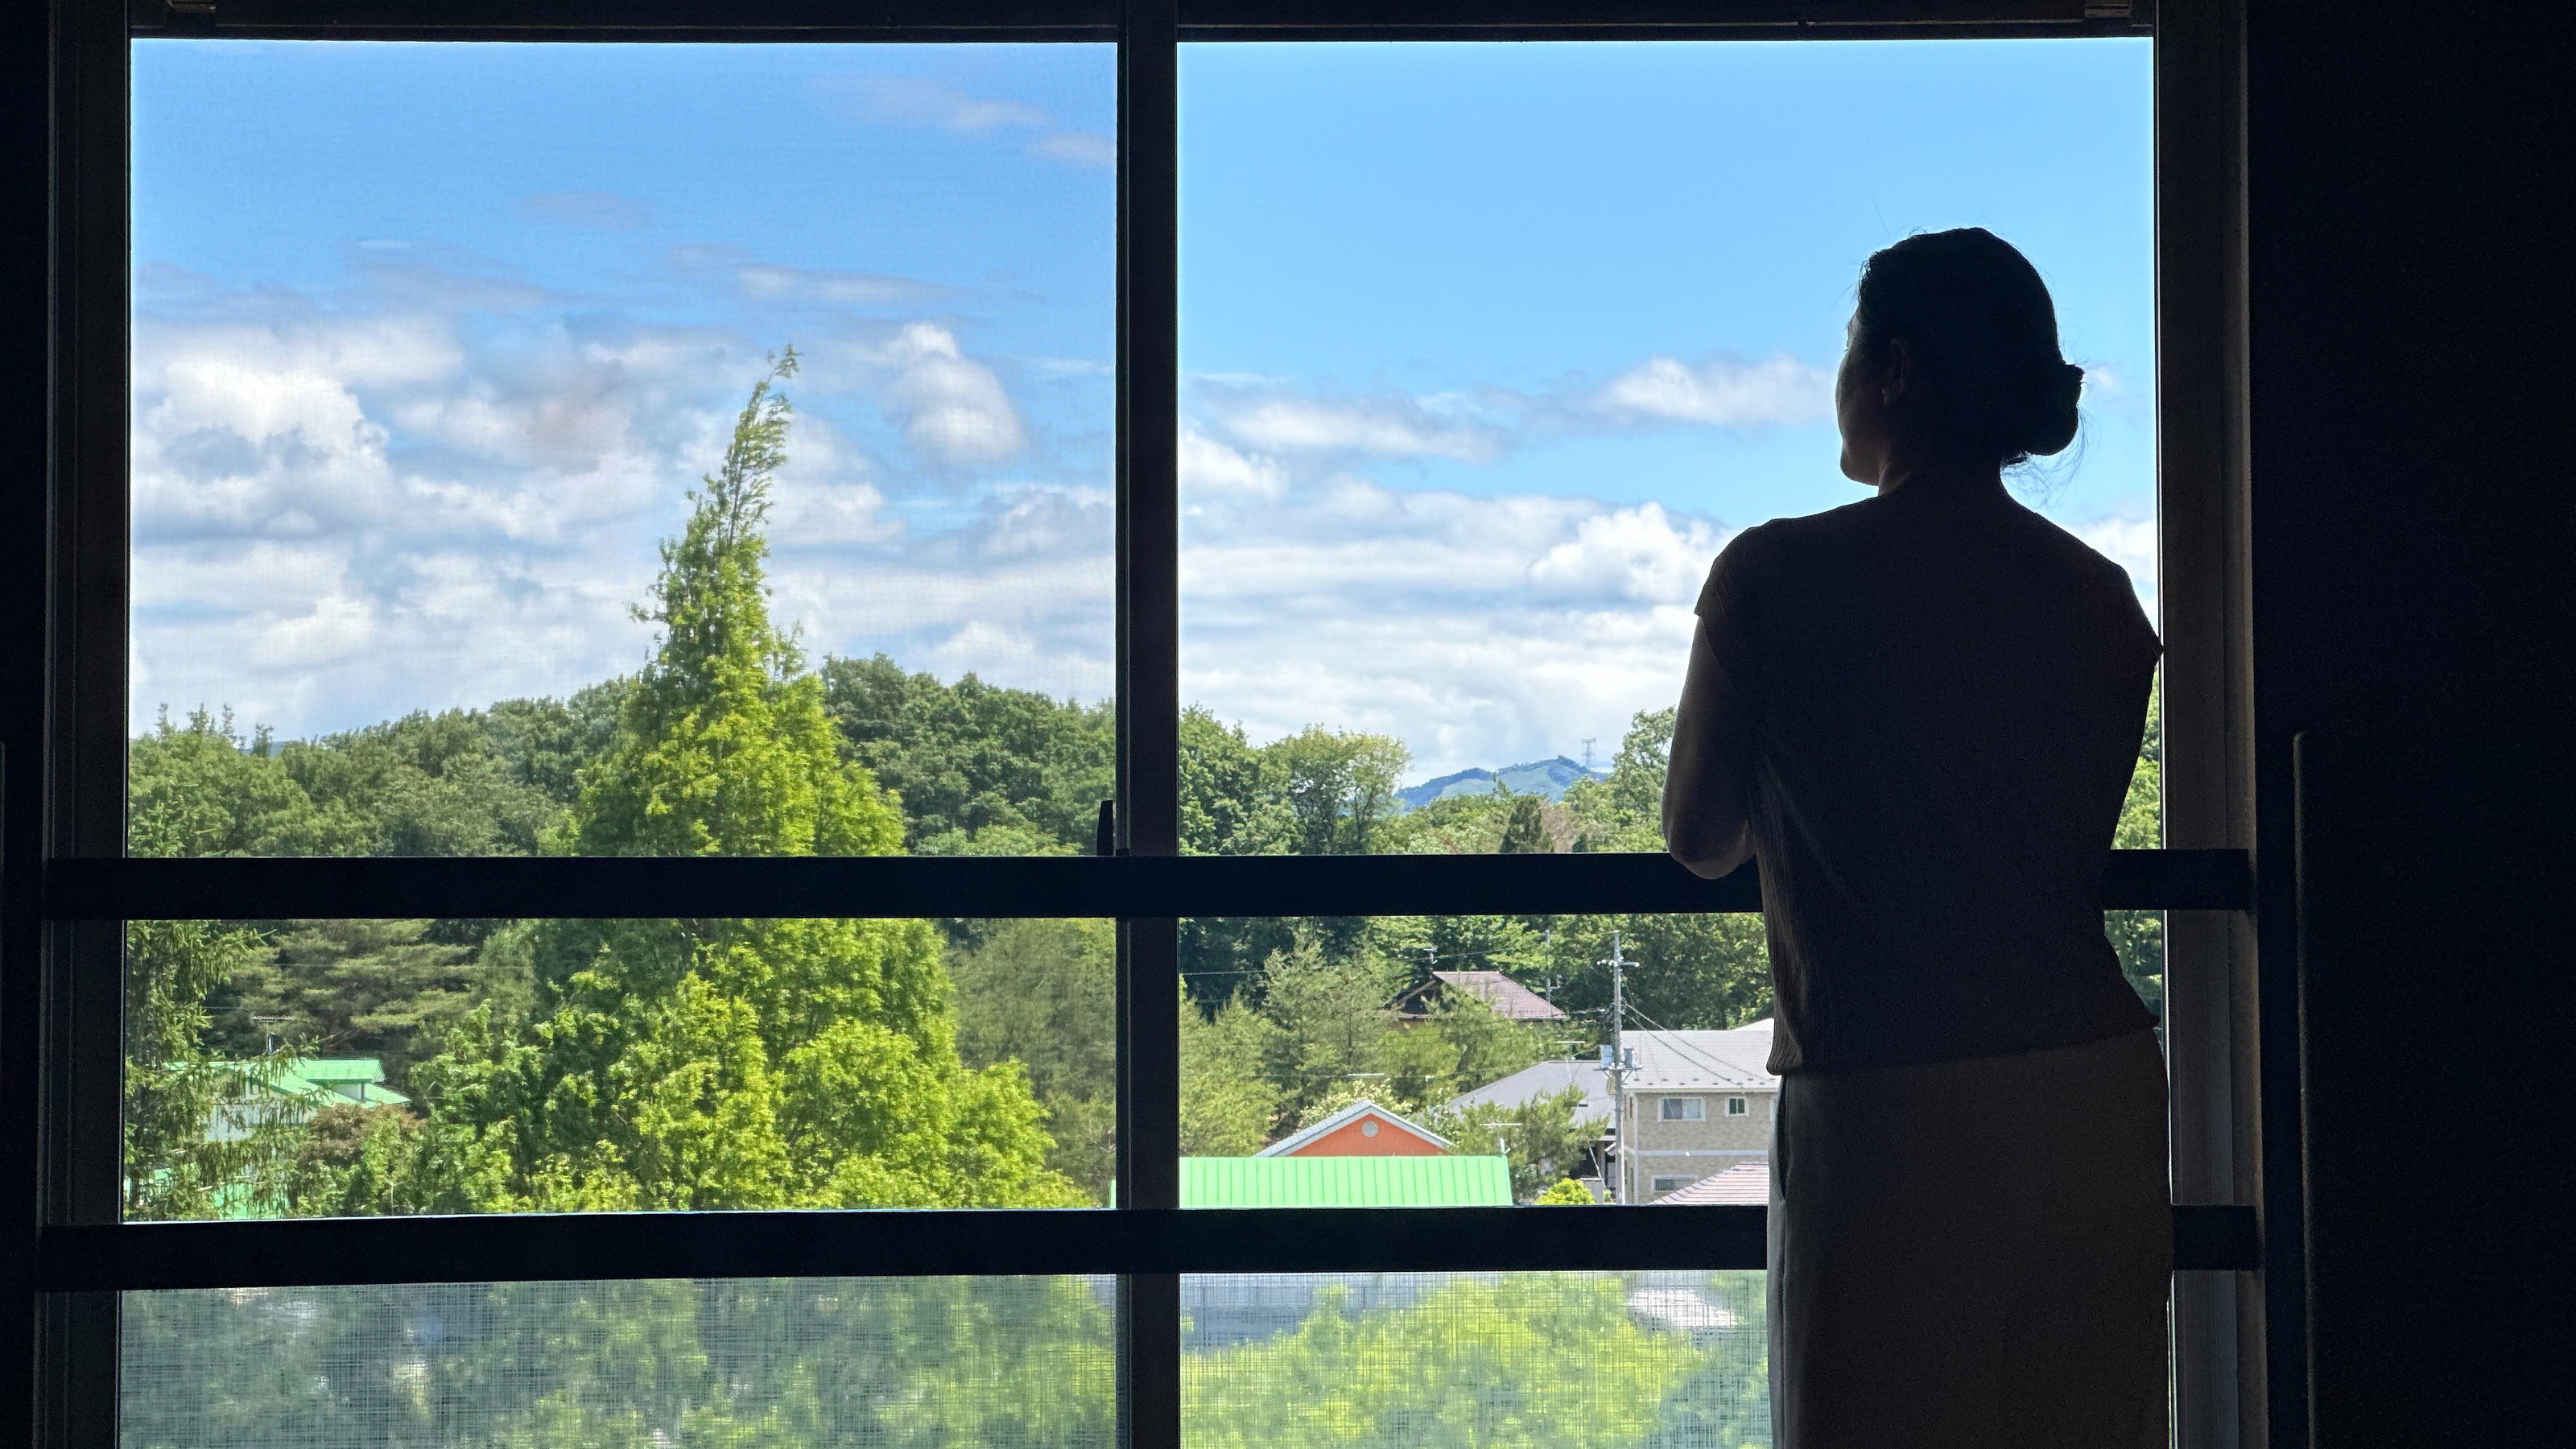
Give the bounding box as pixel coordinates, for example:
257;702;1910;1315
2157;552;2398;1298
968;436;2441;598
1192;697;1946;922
1665;228;2167;1449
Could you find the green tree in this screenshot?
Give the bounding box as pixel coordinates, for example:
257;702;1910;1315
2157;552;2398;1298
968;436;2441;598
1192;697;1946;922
1252;933;1401;1130
1544;914;1772;1033
949;918;1118;1200
480;681;634;807
1495;791;1554;854
1565;708;1675;853
1179;706;1295;857
1426;1088;1606;1203
1535;1177;1597;1205
128;708;332;857
1381;992;1553;1114
122;919;295;1220
1267;726;1408;856
823;654;1116;854
233;919;476;1095
1181;1276;1703;1449
280;708;567;857
1180;996;1282;1157
123;712;308;1219
2108;670;2166;1017
413;354;1078;1212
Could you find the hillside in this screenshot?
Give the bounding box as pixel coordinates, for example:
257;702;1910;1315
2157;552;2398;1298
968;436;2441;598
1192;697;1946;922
1395;756;1610;812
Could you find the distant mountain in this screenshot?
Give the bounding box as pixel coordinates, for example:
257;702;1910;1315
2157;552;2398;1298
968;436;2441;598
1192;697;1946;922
1394;756;1608;812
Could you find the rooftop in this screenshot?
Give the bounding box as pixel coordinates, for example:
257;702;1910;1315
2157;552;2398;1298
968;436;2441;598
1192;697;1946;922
1258;1099;1456;1158
1393;970;1569;1022
1447;1020;1777;1116
1652;1162;1770;1206
1181;1155;1513;1208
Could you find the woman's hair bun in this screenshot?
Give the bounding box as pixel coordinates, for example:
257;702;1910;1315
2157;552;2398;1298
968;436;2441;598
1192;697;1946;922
1854;229;2083;468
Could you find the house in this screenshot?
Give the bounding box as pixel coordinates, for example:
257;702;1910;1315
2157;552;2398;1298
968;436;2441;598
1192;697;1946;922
1257;1099;1455;1158
1389;969;1567;1022
1448;1019;1778;1203
207;1057;409;1143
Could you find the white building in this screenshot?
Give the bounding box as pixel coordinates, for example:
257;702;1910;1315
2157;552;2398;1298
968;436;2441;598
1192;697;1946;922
1447;1019;1777;1203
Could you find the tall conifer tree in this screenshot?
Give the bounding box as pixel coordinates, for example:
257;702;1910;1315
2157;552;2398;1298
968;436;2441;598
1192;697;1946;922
416;354;1078;1210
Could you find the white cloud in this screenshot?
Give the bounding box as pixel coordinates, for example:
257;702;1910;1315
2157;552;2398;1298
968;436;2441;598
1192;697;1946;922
1030;132;1116;167
1525;502;1720;605
1591;352;1834;427
818;75;1051;134
1179;428;1285;499
251;589;378;669
736;264;939;306
814;76;1111;171
1177;455;1736;774
125;265;1104;735
2076;516;2158;617
877;323;1027;467
1213;392;1501;461
770;481;902;547
1189;349;1830;471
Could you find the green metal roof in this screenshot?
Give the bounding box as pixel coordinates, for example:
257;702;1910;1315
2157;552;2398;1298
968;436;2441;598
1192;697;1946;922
1180;1155;1513;1208
287;1059;388;1084
228;1058;410;1108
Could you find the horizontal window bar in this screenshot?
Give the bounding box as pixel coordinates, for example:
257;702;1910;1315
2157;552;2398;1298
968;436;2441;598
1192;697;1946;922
1182;0;2142;36
130;0;2141;40
46;848;2248;920
134;0;1121;39
40;1204;2256;1292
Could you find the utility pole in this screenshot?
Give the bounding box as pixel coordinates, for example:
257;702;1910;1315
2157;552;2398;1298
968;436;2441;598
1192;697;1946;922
1600;931;1633;1202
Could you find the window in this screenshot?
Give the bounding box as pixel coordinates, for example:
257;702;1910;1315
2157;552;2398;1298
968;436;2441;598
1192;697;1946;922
1179;39;2159;861
14;4;2260;1447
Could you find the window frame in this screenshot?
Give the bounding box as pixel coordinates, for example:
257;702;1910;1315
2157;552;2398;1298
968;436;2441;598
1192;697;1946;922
2;2;2265;1447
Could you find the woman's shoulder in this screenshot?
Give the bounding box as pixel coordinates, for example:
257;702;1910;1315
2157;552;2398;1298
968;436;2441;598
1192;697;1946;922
1699;499;1877;617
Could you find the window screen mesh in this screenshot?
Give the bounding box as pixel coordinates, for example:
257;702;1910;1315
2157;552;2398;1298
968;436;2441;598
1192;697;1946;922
1183;1272;1772;1448
122;1277;1116;1449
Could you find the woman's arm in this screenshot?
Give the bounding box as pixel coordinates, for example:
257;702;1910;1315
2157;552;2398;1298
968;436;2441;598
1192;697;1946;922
1664;615;1759;880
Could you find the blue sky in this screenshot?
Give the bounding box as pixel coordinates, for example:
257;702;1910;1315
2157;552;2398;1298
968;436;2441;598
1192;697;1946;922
131;38;2152;783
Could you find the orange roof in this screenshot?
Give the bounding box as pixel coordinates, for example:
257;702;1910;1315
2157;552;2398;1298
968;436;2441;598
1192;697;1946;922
1257;1100;1455;1158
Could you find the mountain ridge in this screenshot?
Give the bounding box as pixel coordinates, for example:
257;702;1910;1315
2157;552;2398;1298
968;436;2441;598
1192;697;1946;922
1394;756;1608;812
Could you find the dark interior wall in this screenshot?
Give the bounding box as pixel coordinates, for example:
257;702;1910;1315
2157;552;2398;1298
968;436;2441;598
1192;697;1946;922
2246;3;2575;1444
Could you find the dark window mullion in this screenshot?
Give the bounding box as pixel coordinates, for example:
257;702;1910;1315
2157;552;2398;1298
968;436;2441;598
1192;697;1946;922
1115;4;1183;1448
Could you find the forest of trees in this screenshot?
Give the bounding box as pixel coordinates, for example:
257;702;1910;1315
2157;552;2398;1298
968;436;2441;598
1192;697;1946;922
118;361;2156;1443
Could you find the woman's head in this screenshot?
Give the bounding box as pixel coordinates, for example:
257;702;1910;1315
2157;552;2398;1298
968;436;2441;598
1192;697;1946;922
1835;228;2083;485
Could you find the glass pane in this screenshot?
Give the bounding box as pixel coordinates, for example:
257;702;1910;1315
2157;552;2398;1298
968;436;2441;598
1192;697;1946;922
124;917;1113;1220
1184;1272;1770;1447
123;1276;1114;1448
1179;906;2154;1204
1178;40;2156;852
1179;914;1769;1205
130;41;1115;857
